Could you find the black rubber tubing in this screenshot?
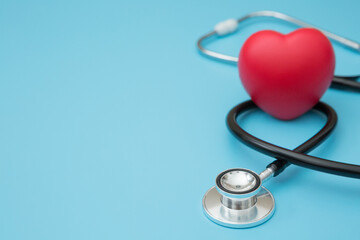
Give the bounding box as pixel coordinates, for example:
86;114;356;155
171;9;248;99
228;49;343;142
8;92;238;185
227;100;360;179
331;75;360;92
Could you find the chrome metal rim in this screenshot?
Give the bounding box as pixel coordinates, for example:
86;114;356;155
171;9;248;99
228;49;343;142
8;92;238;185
202;186;275;228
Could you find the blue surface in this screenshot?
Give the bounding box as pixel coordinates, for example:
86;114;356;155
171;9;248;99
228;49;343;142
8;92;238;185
1;0;360;239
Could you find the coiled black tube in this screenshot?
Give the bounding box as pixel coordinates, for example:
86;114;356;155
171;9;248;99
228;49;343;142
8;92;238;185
227;100;360;178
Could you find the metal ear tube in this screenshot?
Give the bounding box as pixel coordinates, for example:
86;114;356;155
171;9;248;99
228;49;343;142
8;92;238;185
197;10;360;92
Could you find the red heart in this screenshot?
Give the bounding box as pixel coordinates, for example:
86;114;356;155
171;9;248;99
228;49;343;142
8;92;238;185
238;28;335;120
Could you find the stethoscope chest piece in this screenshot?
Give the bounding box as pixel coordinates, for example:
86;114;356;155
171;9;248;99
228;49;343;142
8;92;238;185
202;168;275;228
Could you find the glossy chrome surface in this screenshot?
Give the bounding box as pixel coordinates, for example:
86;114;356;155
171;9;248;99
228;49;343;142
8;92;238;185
203;168;275;228
259;165;277;183
215;168;261;199
220;170;257;193
197;10;360;64
203;186;275;228
221;195;257;210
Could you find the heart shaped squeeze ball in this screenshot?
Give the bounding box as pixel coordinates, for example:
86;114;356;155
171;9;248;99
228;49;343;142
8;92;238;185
238;28;335;120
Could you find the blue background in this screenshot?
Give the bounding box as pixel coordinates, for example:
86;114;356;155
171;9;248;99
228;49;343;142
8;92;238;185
1;0;360;239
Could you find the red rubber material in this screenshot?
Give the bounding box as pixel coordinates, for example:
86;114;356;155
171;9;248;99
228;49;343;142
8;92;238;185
238;28;335;120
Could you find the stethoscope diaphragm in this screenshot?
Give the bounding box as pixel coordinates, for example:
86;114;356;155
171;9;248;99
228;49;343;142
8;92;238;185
203;168;275;228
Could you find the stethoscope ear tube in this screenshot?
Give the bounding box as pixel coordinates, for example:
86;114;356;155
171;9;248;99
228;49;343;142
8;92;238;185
227;100;360;179
197;11;360;92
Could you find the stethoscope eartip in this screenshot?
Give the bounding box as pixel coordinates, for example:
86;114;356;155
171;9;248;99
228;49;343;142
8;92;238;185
203;168;275;228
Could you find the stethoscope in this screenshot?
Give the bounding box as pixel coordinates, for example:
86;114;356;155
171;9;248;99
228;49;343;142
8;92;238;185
197;11;360;228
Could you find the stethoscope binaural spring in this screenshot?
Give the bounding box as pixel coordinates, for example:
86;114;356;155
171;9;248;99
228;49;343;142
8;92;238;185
199;11;360;229
197;10;360;91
